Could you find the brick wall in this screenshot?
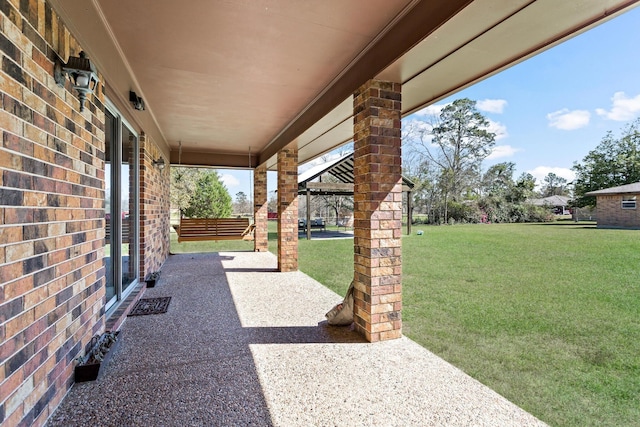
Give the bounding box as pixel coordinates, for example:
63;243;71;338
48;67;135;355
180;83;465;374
277;144;298;272
596;194;640;229
139;133;170;279
352;79;403;342
253;164;268;252
0;1;107;425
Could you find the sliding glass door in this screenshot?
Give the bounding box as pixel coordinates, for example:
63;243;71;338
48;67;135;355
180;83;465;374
105;103;139;311
121;123;138;294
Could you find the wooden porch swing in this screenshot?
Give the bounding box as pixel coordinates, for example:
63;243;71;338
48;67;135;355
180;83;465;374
176;217;255;242
173;142;256;243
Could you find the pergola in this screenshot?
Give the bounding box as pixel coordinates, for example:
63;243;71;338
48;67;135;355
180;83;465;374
298;153;415;239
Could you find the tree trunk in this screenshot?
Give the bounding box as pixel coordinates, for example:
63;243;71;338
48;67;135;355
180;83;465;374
444;191;449;224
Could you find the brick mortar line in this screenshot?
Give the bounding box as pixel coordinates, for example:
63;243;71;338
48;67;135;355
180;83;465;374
0;170;104;192
0;87;92;135
0;155;104;184
0;245;104;278
0;101;100;147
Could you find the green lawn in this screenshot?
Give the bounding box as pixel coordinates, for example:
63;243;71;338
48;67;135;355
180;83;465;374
404;223;639;427
169;229;258;253
170;221;640;426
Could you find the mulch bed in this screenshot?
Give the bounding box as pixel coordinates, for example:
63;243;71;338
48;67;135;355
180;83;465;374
128;297;172;316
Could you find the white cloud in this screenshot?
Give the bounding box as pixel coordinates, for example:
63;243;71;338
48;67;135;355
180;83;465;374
527;166;575;185
403;118;433;135
595;91;640;121
487;145;519;160
413;104;446;117
546;109;590;130
219;173;240;188
477;99;507;114
485;119;508;140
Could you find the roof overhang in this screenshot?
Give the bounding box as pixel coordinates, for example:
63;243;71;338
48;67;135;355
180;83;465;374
48;0;640;170
586;182;640;196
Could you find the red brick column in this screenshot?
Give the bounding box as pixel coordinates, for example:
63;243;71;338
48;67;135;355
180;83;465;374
254;164;268;252
353;79;403;342
139;133;171;279
277;144;298;271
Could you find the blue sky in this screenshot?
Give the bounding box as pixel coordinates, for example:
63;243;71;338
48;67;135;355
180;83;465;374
219;6;640;199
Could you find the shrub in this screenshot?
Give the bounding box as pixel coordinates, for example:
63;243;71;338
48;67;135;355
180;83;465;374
478;198;556;224
447;201;483;224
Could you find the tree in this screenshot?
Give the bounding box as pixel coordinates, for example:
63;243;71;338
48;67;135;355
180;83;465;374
541;173;569;197
267;191;277;214
170;167;201;214
235;191;249;215
431;99;496;201
572;118;640;206
405;98;496;222
311;145;355;224
181;170;232;218
404;156;441;223
315;174;354;224
510;172;536;203
481;162;515;198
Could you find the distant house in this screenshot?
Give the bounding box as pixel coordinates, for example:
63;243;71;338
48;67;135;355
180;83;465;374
585;182;640;229
529;195;571;215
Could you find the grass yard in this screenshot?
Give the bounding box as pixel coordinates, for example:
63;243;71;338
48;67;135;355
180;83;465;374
169;229;258;253
293;222;640;427
170;221;640;426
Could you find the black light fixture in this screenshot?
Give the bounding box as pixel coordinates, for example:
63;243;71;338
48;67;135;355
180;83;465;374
129;91;145;111
57;51;99;112
153;157;165;170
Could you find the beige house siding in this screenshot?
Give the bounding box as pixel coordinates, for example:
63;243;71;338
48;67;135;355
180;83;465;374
595;194;640;229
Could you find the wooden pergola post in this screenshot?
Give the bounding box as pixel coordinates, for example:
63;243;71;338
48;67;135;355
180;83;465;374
407;190;412;235
306;188;311;240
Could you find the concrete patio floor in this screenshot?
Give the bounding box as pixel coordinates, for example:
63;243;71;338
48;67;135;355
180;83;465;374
47;251;546;426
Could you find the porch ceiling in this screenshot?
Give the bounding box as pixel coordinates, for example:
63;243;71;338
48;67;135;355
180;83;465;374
49;0;638;170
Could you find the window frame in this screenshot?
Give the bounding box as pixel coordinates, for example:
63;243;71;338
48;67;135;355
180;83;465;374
621;195;636;210
104;98;140;313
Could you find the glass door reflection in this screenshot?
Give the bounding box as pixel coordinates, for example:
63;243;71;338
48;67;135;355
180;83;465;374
104;103;139;312
121;124;137;293
105;109;116;307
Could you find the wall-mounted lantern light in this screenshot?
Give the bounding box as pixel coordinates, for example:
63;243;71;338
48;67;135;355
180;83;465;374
153;157;166;170
129;91;145;111
55;51;99;112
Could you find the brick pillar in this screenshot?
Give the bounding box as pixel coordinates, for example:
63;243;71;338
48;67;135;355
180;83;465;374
138;133;171;279
353;79;402;342
277;144;298;271
254;164;268;252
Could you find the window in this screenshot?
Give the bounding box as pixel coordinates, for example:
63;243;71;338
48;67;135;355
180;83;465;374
621;196;636;209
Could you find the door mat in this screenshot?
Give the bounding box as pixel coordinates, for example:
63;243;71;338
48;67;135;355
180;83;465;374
128;297;171;316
